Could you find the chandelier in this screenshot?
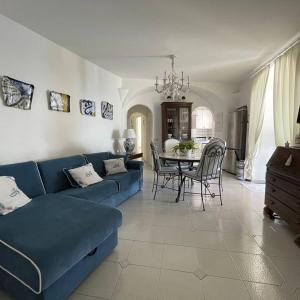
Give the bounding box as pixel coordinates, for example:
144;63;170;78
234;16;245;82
155;54;190;101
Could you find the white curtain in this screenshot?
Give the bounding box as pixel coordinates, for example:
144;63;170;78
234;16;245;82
273;44;300;146
244;67;270;180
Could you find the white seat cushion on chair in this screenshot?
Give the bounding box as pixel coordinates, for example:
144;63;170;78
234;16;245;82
0;176;31;215
164;138;179;153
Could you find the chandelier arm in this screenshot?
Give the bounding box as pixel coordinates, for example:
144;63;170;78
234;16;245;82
155;85;164;94
155;83;170;93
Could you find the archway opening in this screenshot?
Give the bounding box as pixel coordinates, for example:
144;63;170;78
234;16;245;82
192;106;215;140
127;105;153;165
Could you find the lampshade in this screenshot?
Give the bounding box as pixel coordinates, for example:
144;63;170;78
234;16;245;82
123;128;136;139
297;106;300;124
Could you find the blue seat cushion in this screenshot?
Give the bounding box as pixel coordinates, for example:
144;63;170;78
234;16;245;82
0;161;45;198
104;169;141;192
37;155;87;193
0;194;122;294
59;180;119;203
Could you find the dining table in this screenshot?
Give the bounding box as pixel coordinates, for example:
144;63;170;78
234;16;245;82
159;152;202;202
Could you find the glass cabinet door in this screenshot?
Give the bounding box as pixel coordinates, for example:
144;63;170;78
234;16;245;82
166;107;178;139
179;107;189;140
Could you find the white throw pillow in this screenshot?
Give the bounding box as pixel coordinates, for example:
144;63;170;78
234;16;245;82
68;163;103;188
104;158;127;175
0;176;31;215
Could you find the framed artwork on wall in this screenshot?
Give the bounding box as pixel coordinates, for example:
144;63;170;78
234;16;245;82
1;76;34;110
80;99;96;117
49;91;70;112
101;101;113;120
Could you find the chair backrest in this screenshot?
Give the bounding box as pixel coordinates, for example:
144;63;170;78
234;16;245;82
209;137;226;148
150;141;162;172
196;138;226;179
164;138;179;153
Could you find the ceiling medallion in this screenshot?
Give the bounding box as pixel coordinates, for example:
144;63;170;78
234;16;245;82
155;54;190;101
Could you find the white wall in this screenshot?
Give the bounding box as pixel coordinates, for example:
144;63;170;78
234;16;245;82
0;14;125;164
122;78;239;151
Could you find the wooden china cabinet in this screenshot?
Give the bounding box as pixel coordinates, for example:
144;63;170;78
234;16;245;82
161;102;192;150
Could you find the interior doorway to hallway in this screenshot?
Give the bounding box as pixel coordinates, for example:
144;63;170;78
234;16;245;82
127;105;153;166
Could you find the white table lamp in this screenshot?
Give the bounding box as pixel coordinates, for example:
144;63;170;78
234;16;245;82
123;129;136;154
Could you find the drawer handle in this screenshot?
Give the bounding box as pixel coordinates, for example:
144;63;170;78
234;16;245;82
270;200;275;205
272;189;276;193
271;178;276;182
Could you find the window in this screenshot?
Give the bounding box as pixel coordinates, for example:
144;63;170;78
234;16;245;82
192;107;214;138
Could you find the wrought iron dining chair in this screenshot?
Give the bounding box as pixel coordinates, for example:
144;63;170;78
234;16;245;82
180;138;226;211
163;138;180;168
164;138;180;153
150;141;179;200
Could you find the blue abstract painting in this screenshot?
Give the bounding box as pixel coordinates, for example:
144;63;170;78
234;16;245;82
1;76;34;110
80;99;96;117
101;101;113;120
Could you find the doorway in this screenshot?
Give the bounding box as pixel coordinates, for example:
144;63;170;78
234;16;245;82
127;105;153;165
191;106;215;139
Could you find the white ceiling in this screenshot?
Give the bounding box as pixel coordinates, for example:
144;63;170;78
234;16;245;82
1;0;300;84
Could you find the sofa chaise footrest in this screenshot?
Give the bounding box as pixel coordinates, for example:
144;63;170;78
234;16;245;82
0;194;122;295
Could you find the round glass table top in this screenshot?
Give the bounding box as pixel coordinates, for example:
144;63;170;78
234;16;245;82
159;152;201;162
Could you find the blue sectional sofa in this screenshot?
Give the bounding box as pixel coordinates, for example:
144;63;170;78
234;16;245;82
0;152;143;300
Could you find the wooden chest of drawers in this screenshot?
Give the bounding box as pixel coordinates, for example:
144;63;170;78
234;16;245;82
265;147;300;244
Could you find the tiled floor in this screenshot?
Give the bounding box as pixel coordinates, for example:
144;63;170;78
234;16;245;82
1;168;300;299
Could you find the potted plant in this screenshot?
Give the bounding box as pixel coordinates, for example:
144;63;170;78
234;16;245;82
172;140;197;157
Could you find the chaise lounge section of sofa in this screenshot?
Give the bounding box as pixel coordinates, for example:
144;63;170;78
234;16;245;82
0;152;143;300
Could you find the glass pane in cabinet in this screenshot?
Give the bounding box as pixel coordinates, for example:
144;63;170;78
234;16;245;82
166;108;178;139
179;107;189;140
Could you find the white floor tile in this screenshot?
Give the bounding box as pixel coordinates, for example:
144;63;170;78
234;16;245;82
134;224;166;243
196;248;241;279
254;233;300;259
202;276;251;300
164;227;226;249
230;252;283;285
162;244;241;279
112;265;160;300
128;241;164;268
162;244;199;272
69;293;106;300
74;261;121;299
270;257;300;292
245;282;292;300
221;232;263;254
158;269;204;300
106;238;133;263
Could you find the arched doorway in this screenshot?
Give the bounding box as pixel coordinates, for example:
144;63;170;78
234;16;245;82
191;106;215;139
127;105;153;165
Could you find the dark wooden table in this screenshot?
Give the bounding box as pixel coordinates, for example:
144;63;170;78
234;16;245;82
128;152;143;160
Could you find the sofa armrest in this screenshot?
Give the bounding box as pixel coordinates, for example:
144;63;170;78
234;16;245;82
127;160;144;171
